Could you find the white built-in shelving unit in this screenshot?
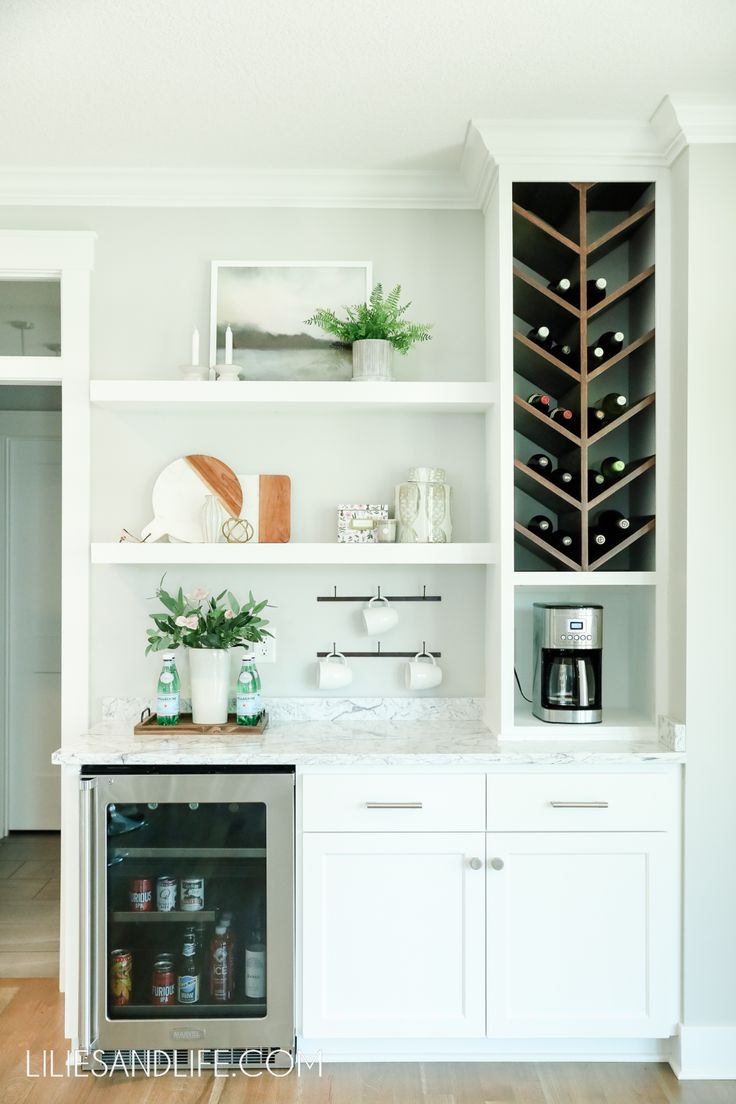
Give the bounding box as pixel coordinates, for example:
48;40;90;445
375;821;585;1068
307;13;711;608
91;541;496;566
90;379;496;414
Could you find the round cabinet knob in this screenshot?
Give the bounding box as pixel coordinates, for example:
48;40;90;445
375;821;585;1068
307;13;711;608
490;857;505;871
469;857;483;870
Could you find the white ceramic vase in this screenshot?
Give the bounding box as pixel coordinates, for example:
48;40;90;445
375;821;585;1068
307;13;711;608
201;494;224;542
352;339;394;382
187;647;230;724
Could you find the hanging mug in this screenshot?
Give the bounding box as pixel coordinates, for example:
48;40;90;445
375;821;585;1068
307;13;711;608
318;652;353;690
405;651;443;690
362;595;399;636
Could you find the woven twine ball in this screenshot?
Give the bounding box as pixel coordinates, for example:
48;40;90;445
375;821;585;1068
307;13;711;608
221;516;255;544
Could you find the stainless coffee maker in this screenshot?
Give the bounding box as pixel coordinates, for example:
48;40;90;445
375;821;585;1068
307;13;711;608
532;604;603;724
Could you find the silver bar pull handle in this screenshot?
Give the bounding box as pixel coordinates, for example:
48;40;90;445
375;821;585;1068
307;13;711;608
549;800;609;809
78;777;96;1054
365;802;423;810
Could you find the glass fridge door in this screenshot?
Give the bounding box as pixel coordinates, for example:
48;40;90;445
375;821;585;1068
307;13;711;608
89;771;293;1054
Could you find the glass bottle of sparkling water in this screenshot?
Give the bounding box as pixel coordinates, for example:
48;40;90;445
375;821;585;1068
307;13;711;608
236;654;262;726
156;653;180;725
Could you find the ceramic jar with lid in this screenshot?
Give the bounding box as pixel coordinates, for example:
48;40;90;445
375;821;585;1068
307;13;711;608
395;466;453;543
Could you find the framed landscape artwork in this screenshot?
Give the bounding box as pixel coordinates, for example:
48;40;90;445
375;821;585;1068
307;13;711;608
210;261;372;380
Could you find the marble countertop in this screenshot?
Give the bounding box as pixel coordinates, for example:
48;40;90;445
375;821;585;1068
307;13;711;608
52;718;685;767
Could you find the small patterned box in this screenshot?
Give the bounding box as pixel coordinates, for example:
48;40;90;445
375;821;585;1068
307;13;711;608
337;504;389;543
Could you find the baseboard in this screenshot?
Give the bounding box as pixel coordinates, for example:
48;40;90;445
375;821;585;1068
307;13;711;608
298;1036;673;1063
671;1024;736;1080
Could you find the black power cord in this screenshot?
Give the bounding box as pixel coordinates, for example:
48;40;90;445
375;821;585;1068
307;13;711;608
514;667;532;703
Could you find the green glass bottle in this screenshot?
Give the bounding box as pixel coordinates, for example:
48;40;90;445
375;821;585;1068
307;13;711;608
236;654;263;726
156;653;180;725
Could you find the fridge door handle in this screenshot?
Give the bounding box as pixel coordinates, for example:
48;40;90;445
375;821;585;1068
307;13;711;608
79;777;97;1054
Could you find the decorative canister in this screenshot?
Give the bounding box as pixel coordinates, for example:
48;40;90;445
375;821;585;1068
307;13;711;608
395;467;453;543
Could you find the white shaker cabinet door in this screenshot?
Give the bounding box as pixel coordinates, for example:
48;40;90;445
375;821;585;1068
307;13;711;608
301;832;486;1038
486;831;678;1038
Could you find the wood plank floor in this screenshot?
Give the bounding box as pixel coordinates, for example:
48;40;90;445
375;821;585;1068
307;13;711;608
1;981;735;1104
0;831;60;978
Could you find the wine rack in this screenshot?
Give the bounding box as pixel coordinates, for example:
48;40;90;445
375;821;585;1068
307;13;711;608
512;181;656;571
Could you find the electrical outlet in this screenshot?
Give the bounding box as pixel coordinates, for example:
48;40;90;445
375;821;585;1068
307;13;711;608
251;636;276;664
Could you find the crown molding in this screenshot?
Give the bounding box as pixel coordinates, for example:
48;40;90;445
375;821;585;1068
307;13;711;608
651;95;736;163
0;165;478;210
469;117;669;168
460;123;498;213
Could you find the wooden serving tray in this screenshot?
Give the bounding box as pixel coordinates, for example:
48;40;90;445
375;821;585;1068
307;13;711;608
134;711;269;736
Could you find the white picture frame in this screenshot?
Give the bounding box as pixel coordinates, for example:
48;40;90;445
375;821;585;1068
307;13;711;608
209;260;372;380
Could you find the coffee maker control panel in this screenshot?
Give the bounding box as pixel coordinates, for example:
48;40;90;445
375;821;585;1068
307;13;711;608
538;604;603;650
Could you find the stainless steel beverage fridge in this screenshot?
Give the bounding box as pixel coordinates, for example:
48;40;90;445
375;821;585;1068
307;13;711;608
78;765;294;1069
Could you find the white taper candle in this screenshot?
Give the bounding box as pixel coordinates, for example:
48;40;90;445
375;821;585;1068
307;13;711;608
225;325;233;365
191;328;200;366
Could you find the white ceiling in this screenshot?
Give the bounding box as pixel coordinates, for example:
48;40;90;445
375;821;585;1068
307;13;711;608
1;0;735;173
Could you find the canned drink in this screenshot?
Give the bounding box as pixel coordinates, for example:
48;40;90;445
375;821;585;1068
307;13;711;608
109;949;132;1006
180;876;205;912
129;877;153;912
156;875;177;912
151;958;176;1005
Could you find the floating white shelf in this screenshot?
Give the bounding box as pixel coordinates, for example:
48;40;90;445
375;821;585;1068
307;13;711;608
512;704;657;742
90;379;496;413
91;542;497;566
513;572;657;587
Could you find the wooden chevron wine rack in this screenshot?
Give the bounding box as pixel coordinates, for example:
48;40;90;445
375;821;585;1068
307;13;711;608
512;181;656;571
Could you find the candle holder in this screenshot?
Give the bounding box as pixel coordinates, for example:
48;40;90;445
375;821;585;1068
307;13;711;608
181;364;209;381
215;364;241;382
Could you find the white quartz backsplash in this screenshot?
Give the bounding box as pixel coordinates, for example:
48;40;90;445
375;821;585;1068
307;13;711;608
101;696;486;724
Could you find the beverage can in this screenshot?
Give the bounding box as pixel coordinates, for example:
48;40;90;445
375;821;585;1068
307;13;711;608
129;877;153;912
156;875;177;912
109;948;132;1006
151;958;176;1005
180;876;205;911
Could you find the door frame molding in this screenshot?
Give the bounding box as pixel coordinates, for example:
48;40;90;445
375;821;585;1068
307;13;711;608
0;230;95;991
0;418;62;832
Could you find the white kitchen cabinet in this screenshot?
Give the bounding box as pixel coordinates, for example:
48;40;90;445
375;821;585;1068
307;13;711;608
485;830;678;1038
301;831;486;1038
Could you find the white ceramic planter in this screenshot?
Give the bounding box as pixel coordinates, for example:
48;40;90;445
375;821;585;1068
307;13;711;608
187;647;230;723
352;339;394;382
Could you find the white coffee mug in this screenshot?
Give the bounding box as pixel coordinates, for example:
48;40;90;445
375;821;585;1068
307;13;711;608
318;651;353;690
405;651;443;690
362;595;399;636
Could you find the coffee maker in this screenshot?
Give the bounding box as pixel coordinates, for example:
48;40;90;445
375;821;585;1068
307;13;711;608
532;604;603;724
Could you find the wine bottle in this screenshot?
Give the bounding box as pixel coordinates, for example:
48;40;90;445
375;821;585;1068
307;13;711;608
596;509;631;533
549;406;574;425
589;530;607;549
590;330;625;361
527;324;552;347
527;452;552;474
527;514;553;536
600;456;627;480
588;407;607;434
550;530;574;551
550;467;574;488
600;392;628;417
553;341;575;363
548;277;572;297
588;469;606;497
587;277;607;306
527;392;552;411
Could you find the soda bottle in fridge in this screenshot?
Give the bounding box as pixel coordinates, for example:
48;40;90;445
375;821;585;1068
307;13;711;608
210;924;230;1002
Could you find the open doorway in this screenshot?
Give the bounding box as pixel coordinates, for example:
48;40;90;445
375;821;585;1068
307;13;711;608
0;383;61;977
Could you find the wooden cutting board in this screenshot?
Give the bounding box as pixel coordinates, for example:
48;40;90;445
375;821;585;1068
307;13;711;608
238;474;291;543
185;454;243;518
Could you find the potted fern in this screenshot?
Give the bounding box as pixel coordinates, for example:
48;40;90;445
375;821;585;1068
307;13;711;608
305;283;431;382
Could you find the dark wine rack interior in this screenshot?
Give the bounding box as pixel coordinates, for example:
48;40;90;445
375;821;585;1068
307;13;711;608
513;181;656;571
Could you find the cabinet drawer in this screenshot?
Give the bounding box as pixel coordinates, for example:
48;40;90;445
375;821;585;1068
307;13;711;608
486;772;677;832
302;774;485;831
